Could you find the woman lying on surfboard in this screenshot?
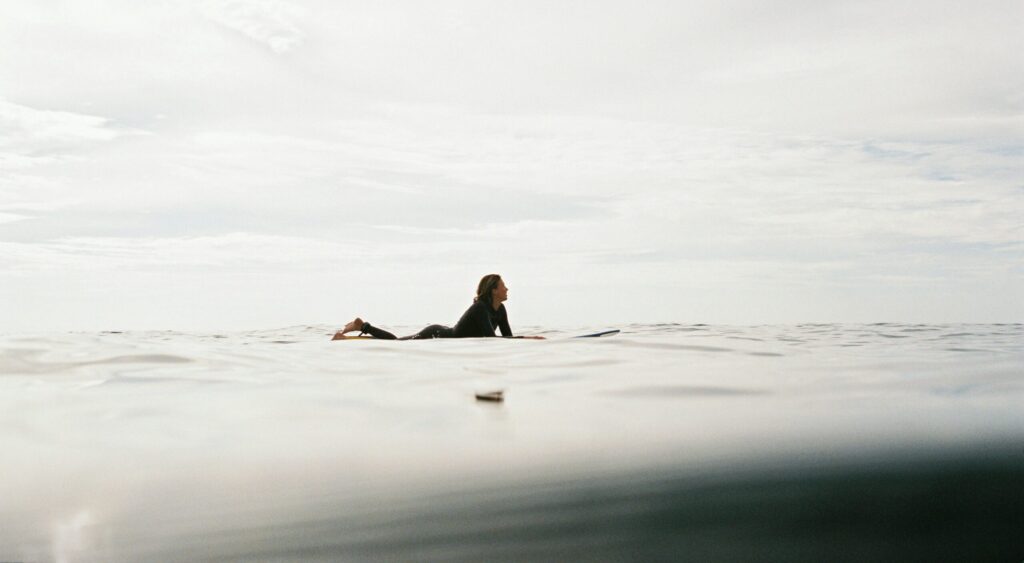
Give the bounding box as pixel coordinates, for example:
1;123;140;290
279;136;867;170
332;274;545;340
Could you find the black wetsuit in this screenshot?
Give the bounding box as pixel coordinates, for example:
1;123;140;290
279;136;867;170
360;301;513;340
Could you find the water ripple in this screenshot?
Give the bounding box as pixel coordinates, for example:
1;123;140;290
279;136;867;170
605;385;769;398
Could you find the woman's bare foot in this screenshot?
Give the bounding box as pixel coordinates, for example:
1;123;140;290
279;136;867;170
342;317;364;335
332;317;365;340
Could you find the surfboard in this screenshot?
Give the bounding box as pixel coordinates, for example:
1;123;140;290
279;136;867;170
332;330;620;340
574;329;620;338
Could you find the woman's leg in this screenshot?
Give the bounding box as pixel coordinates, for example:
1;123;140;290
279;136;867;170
334;319;453;340
360;322;398;340
401;324;454;340
334;317;398;340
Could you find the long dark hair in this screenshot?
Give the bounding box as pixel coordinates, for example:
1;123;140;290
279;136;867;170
474;274;502;306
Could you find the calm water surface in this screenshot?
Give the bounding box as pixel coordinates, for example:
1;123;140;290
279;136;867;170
1;324;1021;562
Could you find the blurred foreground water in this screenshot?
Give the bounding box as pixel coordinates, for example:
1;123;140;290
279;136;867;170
1;323;1021;562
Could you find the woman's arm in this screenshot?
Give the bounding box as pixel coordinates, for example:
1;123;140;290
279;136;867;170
498;307;513;337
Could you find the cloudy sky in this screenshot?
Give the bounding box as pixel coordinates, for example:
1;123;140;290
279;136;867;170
1;0;1021;330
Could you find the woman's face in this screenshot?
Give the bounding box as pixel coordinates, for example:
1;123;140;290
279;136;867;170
493;279;508;303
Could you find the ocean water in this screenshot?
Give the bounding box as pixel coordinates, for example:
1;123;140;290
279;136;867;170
0;323;1021;562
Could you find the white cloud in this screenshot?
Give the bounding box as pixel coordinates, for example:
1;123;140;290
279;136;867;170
0;211;28;225
201;0;307;54
0;99;122;157
0;233;370;273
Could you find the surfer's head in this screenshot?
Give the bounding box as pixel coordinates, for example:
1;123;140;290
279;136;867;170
474;274;507;306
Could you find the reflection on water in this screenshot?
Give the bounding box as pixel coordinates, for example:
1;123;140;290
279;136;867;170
0;324;1021;561
38;447;1019;563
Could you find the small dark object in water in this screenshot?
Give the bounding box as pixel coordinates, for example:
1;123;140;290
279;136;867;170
475;390;504;402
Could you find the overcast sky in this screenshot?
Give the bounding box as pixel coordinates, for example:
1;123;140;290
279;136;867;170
1;0;1021;330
